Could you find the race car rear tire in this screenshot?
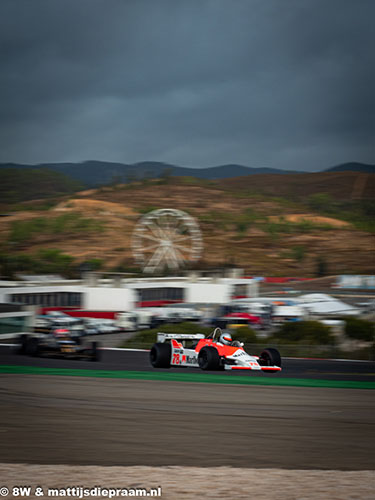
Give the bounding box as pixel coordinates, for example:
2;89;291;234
198;346;221;370
90;341;100;362
150;342;171;368
26;337;40;357
259;348;281;370
73;335;82;345
17;334;28;355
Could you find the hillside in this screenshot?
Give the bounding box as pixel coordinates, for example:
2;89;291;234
0;168;83;205
0;172;374;278
1;160;373;187
215;171;375;201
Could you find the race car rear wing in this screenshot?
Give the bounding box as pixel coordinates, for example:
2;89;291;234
157;333;205;343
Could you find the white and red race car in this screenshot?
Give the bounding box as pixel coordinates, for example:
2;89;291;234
150;328;281;372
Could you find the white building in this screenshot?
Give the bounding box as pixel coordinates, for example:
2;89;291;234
0;274;259;312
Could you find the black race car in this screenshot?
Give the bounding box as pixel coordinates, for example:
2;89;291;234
17;328;100;361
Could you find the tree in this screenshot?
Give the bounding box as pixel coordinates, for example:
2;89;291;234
345;317;374;342
274;321;333;345
316;256;328;277
159;168;172;184
291;245;306;263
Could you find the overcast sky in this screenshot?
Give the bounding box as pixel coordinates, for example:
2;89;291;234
0;0;374;171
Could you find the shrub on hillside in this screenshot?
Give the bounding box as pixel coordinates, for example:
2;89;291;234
308;193;334;213
345;317;374;342
0;249;76;279
231;326;258;344
8;213;104;246
273;320;333;345
37;249;74;274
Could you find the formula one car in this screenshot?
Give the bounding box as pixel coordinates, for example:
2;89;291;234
150;328;281;372
17;328;100;361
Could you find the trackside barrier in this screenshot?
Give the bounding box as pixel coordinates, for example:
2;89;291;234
121;341;374;361
244;343;374;361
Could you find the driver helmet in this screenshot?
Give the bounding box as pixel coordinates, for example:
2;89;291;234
53;328;69;338
219;332;232;345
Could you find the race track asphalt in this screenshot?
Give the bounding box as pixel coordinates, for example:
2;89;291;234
0;345;374;381
0;346;374;470
0;374;374;470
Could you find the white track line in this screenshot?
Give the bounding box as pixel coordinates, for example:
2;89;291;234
283;356;373;363
101;347;150;352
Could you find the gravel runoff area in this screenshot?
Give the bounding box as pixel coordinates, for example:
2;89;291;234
0;464;374;500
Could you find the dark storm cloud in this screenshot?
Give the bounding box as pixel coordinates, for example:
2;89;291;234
0;0;374;170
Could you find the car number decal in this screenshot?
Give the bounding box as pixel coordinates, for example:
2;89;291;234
172;352;197;365
172;353;187;365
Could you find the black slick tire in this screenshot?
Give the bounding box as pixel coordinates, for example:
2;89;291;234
26;337;40;357
90;341;100;361
198;346;221;370
259;347;281;370
17;334;28;355
150;342;171;368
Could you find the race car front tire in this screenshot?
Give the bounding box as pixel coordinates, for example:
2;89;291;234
259;348;281;371
150;342;171;368
198;346;221;370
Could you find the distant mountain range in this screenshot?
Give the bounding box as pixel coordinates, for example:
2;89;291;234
324;162;375;173
0;160;373;187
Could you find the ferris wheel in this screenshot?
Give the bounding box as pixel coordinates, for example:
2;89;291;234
132;208;203;273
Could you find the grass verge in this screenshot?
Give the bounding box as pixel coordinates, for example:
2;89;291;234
1;365;374;389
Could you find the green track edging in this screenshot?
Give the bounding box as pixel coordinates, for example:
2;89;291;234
0;365;374;389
